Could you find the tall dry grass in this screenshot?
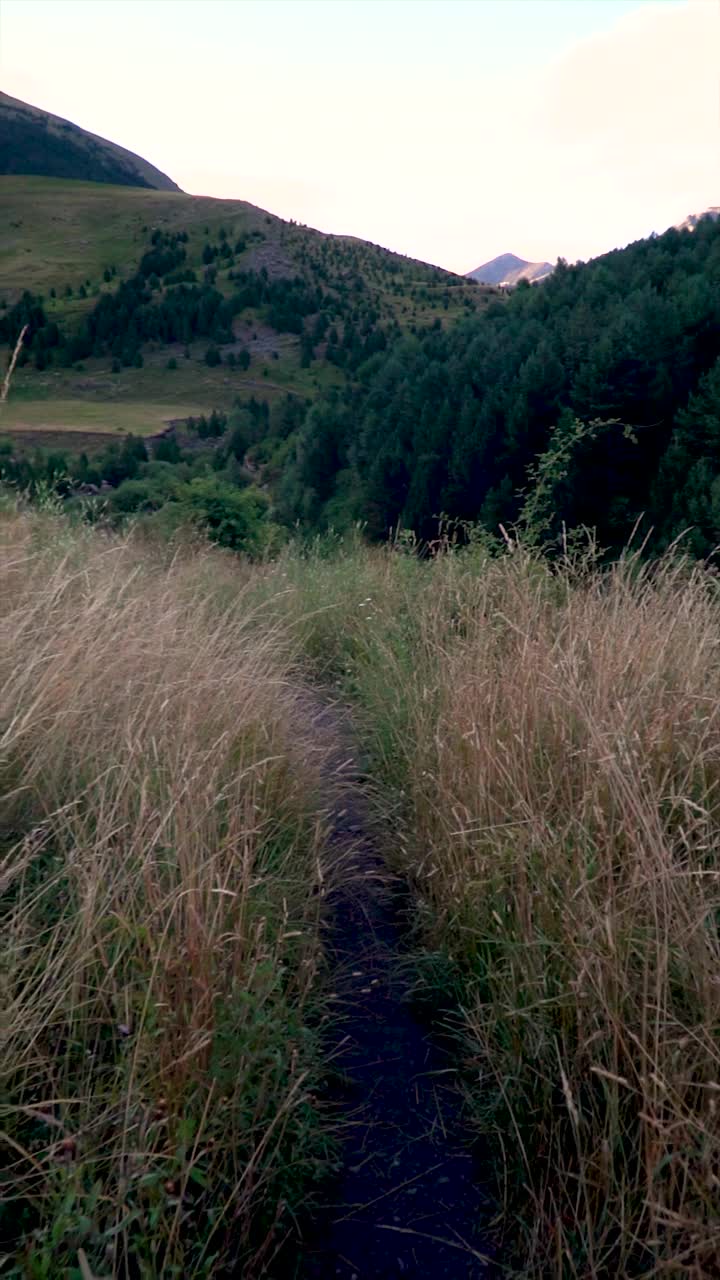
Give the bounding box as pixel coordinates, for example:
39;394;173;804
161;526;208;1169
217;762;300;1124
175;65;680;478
5;508;719;1275
0;509;333;1277
264;538;720;1275
376;550;720;1276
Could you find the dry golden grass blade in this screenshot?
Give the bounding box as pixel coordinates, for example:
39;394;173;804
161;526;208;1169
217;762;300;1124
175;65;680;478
0;511;334;1276
1;322;28;406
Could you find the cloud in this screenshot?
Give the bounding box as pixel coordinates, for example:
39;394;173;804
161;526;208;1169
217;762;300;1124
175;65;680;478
525;0;719;246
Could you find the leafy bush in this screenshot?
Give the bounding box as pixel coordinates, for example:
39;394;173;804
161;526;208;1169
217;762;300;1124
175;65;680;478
174;476;281;554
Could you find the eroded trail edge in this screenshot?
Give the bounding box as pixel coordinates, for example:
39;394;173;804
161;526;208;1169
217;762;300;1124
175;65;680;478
296;694;499;1280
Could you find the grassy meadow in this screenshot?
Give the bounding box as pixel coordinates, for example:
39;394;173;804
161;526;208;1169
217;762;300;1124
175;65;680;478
3;503;720;1277
1;177;274;305
2;339;340;424
0;396;206;437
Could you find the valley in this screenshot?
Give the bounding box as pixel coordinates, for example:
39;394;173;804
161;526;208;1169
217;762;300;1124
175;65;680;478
1;176;486;453
2;73;720;1280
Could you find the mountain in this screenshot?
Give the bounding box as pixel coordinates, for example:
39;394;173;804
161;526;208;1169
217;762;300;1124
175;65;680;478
466;252;553;287
0;92;181;192
2;171;720;568
0;174;483;446
674;207;720;233
0;168;485;546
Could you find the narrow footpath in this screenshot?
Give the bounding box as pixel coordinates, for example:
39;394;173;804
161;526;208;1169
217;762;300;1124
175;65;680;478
295;696;499;1280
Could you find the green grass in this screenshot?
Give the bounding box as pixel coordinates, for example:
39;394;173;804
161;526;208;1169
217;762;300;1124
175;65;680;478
0;397;204;436
1;176;276;305
0;346;343;447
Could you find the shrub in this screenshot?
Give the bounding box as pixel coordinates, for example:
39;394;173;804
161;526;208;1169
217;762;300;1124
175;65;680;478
174;476;280;554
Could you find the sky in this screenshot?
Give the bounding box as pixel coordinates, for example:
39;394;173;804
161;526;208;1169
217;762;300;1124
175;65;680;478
1;0;718;273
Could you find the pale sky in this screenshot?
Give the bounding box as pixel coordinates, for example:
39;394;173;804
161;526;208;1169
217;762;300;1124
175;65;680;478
1;0;718;272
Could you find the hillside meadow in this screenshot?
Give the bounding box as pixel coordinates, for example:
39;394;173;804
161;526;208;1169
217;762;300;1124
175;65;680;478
0;176;485;455
2;502;720;1276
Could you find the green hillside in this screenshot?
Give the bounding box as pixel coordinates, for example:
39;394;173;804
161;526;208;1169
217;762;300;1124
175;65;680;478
4;178;720;564
0;176;486;443
0;92;180;191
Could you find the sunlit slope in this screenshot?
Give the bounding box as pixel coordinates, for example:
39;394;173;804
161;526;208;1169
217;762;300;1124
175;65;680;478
1;177;272;303
0;176;490;445
0;176;484;321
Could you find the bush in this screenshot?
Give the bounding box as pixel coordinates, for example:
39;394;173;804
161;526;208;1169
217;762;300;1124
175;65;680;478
174;476;280;554
109;475;175;514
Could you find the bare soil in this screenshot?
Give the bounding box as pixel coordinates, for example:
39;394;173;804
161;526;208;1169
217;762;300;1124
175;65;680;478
292;694;499;1279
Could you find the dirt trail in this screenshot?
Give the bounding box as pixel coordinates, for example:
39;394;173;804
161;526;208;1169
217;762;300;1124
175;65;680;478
294;695;498;1279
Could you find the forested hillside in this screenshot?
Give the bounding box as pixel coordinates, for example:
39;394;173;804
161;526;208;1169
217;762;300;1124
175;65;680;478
0;177;484;547
0;177;483;437
3;188;720;561
283;217;720;555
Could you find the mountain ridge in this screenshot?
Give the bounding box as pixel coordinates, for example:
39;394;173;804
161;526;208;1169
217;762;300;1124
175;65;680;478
0;92;181;192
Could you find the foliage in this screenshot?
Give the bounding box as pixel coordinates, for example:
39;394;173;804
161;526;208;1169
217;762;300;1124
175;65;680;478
172;476;281;554
282;219;720;553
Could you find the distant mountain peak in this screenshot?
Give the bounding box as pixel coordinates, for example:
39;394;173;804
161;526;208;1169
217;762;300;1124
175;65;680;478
466;252;553;287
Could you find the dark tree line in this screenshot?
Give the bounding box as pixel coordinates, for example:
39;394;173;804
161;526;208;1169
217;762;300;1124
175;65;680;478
1;226;358;369
280;219;720;555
